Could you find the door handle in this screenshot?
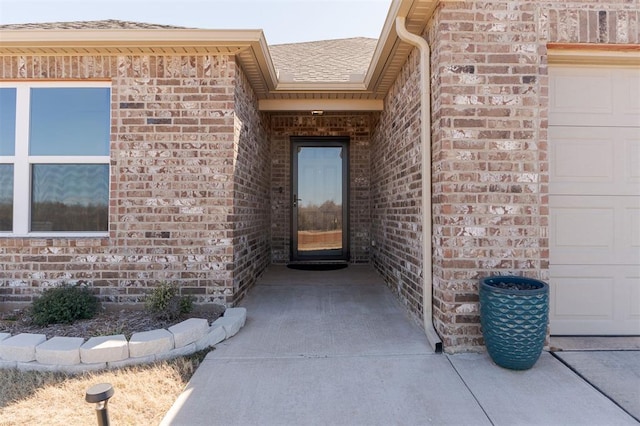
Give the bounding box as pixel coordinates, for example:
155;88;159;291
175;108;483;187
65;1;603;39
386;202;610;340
293;194;302;208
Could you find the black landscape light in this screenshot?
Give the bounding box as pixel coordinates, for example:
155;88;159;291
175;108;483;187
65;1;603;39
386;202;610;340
85;383;114;426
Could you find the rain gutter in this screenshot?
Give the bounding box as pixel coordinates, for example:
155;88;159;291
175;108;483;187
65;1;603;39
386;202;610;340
395;16;442;353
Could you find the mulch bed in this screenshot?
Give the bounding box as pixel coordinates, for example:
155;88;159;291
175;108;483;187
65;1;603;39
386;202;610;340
0;305;226;340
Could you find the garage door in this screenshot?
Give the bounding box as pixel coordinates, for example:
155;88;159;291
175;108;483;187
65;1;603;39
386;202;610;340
549;65;640;335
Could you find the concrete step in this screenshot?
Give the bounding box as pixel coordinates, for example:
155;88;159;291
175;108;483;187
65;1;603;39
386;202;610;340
0;333;47;362
36;336;85;365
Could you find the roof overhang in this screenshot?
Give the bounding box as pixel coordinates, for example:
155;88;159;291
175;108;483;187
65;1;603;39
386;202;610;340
0;28;279;94
258;0;439;111
364;0;438;99
0;28;268;57
0;0;441;111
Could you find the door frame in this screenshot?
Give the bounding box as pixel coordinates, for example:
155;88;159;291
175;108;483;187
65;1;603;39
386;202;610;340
290;136;349;262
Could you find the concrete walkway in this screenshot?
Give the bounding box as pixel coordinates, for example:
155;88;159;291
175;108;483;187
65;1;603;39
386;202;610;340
161;265;637;425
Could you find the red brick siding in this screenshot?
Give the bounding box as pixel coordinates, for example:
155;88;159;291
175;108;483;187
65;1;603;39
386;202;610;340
0;54;243;308
270;114;372;264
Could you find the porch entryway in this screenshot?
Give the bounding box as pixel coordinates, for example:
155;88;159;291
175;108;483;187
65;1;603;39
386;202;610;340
163;265;637;425
210;265;430;357
163;265;486;424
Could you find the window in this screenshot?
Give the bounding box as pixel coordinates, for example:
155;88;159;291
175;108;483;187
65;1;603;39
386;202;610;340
0;83;110;235
0;88;16;156
0;88;16;231
0;165;12;231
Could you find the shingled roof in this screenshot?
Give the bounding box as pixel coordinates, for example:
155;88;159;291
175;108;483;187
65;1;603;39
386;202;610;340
0;19;188;30
0;0;440;110
270;37;377;83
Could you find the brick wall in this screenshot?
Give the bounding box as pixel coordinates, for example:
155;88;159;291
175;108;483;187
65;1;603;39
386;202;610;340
541;1;640;44
2;1;636;348
427;0;548;352
0;54;252;308
231;66;271;303
370;49;425;322
270;113;372;264
374;0;638;353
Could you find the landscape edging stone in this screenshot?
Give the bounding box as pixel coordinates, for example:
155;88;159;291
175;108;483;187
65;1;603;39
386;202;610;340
0;312;246;372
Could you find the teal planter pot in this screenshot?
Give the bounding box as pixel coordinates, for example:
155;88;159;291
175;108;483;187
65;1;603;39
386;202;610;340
479;275;549;370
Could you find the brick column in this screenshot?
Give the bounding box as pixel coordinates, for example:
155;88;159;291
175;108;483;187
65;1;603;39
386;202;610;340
429;1;548;352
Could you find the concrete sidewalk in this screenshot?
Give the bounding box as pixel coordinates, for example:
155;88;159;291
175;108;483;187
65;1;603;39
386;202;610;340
161;266;637;425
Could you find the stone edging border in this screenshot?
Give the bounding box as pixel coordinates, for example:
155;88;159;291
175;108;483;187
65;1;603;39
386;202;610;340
0;307;246;373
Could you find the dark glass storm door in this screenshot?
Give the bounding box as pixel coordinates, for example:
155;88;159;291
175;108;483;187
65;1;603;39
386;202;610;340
291;137;349;262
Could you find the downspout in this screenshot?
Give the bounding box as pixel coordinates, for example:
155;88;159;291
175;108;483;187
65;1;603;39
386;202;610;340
395;16;442;353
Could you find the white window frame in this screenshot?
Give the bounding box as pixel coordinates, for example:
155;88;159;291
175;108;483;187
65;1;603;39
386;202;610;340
0;81;111;237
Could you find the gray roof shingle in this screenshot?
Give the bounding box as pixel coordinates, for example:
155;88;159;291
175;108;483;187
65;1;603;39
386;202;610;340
270;37;377;83
0;19;188;30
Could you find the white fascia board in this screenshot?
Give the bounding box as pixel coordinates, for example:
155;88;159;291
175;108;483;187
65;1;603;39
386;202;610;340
251;36;279;92
364;0;439;88
364;0;411;86
258;98;384;112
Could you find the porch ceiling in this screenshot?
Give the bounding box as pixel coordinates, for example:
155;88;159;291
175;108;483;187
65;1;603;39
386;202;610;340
0;0;439;111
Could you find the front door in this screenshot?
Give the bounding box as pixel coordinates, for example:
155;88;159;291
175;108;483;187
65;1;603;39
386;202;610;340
291;137;349;262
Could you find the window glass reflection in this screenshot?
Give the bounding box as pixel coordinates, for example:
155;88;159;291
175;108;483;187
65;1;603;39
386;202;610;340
0;165;13;231
30;88;110;156
296;147;343;252
0;88;16;156
31;164;108;232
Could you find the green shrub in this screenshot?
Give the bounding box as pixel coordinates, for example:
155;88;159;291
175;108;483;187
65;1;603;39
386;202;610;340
32;284;100;326
145;282;194;321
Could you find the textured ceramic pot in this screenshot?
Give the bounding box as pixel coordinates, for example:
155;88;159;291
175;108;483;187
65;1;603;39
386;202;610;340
480;275;549;370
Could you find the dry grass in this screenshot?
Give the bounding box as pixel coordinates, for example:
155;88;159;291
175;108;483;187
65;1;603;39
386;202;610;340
0;350;210;426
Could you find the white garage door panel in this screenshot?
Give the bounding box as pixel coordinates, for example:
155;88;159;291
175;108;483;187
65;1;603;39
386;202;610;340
630;207;640;249
621;69;640;117
629;275;640;318
549;66;640;127
551;274;614;318
550;64;640;335
550;265;640;335
549;67;613;119
630;139;640;182
550;195;640;265
549;126;640;196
